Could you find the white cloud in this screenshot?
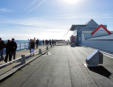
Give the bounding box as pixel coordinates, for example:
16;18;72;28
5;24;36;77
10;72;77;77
0;8;12;13
0;17;71;40
1;13;113;40
0;28;69;40
55;13;113;21
26;0;47;12
0;17;70;29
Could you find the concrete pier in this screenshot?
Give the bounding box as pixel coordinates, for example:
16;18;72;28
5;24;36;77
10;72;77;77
0;46;113;87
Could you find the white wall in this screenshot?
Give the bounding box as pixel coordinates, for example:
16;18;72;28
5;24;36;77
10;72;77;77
81;40;113;53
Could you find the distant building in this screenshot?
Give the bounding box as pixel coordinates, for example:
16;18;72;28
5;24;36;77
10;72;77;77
70;19;111;44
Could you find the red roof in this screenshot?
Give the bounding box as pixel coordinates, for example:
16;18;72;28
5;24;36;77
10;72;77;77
91;24;112;35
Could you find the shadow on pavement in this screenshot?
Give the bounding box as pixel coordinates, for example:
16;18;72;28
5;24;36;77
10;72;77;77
13;62;23;68
88;66;112;78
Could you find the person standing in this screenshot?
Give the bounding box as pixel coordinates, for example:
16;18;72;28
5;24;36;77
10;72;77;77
45;40;49;46
0;38;5;61
49;40;52;47
34;37;36;49
36;39;39;48
42;40;45;46
10;38;17;61
52;40;54;46
4;40;11;62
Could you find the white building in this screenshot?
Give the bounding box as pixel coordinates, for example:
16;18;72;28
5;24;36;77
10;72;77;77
70;19;112;44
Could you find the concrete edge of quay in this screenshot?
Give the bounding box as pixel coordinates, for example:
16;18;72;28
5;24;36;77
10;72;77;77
0;48;50;82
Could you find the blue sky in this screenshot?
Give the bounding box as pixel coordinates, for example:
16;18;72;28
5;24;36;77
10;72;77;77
0;0;113;40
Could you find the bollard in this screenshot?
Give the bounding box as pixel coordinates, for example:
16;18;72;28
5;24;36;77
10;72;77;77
21;55;26;64
46;46;49;55
39;49;42;54
46;46;48;50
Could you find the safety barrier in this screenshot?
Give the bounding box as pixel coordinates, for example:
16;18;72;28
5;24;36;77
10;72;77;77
85;49;103;67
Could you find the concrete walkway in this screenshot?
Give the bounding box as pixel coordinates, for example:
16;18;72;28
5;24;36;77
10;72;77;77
0;46;113;87
0;46;48;80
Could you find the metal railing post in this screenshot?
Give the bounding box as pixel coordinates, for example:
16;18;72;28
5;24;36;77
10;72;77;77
21;55;26;64
39;49;42;54
46;46;48;51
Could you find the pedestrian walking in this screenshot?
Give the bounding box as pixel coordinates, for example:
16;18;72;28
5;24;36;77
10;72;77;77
0;38;5;61
10;38;17;61
29;39;35;56
4;40;12;62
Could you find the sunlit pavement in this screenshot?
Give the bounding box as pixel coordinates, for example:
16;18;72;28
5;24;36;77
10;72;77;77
0;46;113;87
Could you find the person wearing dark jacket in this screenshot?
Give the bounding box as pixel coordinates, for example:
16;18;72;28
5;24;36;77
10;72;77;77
4;40;12;62
0;38;5;61
29;39;35;56
10;38;17;61
42;40;45;45
36;39;39;48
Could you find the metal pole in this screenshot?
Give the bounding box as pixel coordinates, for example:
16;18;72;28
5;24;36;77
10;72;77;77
39;49;42;54
21;55;26;64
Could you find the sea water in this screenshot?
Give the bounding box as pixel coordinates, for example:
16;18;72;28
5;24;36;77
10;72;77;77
3;40;43;54
4;40;29;51
16;40;29;50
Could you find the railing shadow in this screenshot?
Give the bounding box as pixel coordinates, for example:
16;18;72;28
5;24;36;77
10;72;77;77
13;62;23;68
88;66;112;78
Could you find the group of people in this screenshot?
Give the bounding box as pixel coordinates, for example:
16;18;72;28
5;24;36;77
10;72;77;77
42;40;56;46
0;37;56;62
0;38;17;63
29;39;56;56
0;37;58;63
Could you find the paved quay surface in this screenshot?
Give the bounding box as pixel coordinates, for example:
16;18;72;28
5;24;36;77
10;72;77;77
0;46;47;79
0;46;113;87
